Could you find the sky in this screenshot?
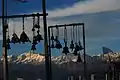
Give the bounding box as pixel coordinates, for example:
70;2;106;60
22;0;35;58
0;0;120;55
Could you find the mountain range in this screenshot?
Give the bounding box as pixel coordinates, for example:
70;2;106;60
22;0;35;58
0;52;120;80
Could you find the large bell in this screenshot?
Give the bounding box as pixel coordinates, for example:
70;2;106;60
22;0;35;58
11;33;20;44
31;44;36;51
36;33;43;42
77;54;82;63
55;41;62;49
70;40;74;50
20;31;30;44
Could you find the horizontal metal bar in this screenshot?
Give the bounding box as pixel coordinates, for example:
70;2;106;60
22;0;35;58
0;13;48;18
48;23;84;28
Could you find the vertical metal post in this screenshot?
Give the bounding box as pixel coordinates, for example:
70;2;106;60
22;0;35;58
48;27;52;80
2;0;9;80
42;0;51;80
83;24;87;80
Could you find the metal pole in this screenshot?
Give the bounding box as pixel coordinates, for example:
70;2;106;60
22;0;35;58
42;0;51;80
48;27;52;80
83;24;87;80
2;0;9;80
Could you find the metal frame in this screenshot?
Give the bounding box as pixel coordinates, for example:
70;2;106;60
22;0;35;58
0;13;48;18
1;0;50;80
48;23;87;80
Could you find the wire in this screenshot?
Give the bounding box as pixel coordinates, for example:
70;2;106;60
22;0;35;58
22;17;25;31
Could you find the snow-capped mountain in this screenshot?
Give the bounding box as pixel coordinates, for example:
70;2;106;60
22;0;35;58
1;52;120;65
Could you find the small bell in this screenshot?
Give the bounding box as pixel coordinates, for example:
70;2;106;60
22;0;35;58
75;43;80;52
31;44;36;51
77;54;82;63
70;40;74;50
51;36;54;40
62;47;69;55
34;24;40;28
54;36;58;42
62;41;69;55
33;36;38;45
11;33;20;44
7;38;10;43
6;43;11;50
20;31;30;44
55;41;62;49
78;41;83;50
36;34;43;42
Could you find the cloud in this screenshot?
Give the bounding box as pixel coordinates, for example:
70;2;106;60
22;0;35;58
47;0;120;18
0;0;120;54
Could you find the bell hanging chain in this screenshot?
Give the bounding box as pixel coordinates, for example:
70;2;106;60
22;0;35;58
22;17;25;31
55;27;62;49
31;16;37;51
51;28;55;48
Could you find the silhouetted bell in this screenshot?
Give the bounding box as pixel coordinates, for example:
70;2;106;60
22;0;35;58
77;54;82;63
75;43;80;52
62;41;69;55
6;43;11;50
36;33;43;42
70;40;74;50
33;36;38;45
55;41;62;49
51;36;54;40
20;31;30;44
7;38;10;43
34;24;40;28
62;47;69;55
31;44;36;51
11;33;20;44
78;41;83;50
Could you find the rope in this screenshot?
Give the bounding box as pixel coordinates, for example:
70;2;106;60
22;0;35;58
51;28;54;37
73;25;75;43
22;17;25;31
12;19;15;33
